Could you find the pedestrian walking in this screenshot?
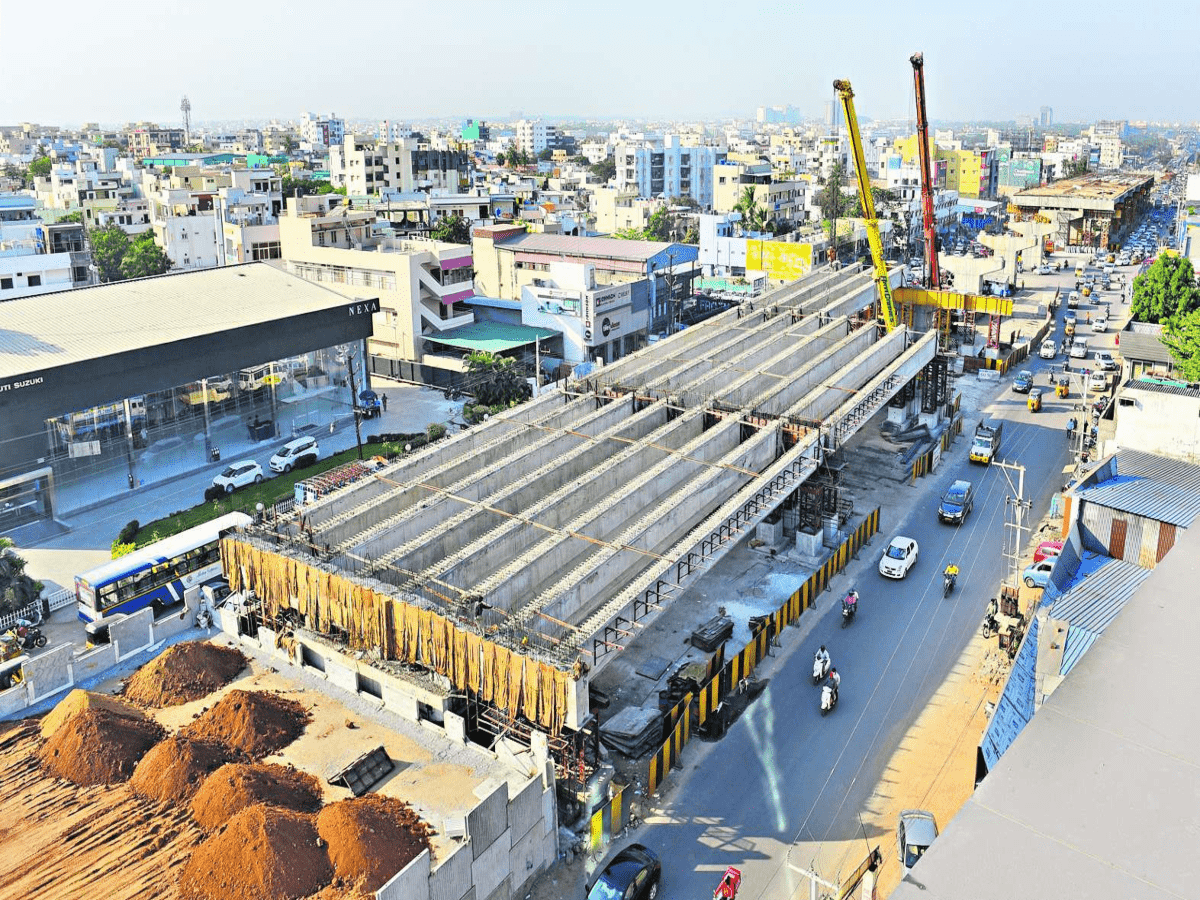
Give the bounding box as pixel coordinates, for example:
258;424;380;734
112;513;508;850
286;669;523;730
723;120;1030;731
381;393;388;412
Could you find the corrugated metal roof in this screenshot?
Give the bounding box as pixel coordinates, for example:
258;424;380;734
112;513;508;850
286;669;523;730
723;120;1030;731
1115;448;1200;492
1073;476;1200;526
424;321;559;353
1047;557;1151;632
0;263;365;380
1117;329;1172;363
505;232;679;262
1058;626;1098;676
1125;379;1200;398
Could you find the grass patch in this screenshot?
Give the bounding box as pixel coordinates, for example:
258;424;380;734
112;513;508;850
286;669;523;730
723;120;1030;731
129;440;407;549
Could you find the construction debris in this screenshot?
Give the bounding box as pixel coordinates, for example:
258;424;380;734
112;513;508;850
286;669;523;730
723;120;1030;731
690;613;733;652
123;642;247;707
599;706;663;757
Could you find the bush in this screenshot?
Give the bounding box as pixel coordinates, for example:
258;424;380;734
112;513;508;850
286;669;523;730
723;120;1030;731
427;422;447;442
111;540;135;560
117;520;140;545
203;485;224;502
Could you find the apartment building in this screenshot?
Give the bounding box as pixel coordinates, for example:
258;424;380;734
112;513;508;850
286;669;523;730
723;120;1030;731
0;194;92;300
593;187;660;234
515;120;556;156
128;125;185;158
613;135;719;208
329;135;471;196
712;160;807;227
279;194;476;375
299;112;345;148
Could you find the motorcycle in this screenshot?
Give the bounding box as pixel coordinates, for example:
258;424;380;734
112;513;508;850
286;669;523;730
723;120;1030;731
841;590;858;628
820;682;838;716
982;612;999;638
6;621;46;651
812;652;831;685
943;571;957;598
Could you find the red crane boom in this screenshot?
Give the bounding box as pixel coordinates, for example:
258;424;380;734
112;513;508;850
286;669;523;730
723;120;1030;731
910;52;941;290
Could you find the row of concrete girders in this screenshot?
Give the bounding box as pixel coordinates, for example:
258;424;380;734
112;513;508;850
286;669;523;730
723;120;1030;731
571;328;939;673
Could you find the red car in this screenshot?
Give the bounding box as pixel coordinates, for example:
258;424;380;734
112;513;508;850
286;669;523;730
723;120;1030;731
1034;540;1064;563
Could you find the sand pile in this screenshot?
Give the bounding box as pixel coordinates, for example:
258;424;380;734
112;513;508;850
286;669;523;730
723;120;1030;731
129;735;232;804
182;689;309;758
124;642;247;707
317;794;433;892
189;762;323;831
177;805;332;900
37;691;164;786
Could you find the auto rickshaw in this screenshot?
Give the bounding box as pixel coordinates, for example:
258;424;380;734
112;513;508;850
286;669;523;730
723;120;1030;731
1064;320;1076;337
1027;387;1043;412
1082;284;1092;297
1056;378;1069;398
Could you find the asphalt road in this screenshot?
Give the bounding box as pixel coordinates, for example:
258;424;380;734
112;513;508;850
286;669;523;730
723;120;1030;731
630;261;1133;899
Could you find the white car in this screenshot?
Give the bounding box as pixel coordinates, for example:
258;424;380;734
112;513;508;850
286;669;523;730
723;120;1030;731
1038;264;1051;275
1094;350;1117;371
1039;339;1058;359
879;536;920;579
1070;339;1089;359
1089;371;1108;392
1092;316;1108;333
212;460;263;493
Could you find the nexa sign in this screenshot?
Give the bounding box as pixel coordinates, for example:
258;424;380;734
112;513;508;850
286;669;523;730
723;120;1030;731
347;299;380;317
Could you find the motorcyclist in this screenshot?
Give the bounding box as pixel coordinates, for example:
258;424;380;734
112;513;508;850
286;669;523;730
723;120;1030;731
827;668;841;704
843;590;859;611
815;645;831;676
944;563;959;580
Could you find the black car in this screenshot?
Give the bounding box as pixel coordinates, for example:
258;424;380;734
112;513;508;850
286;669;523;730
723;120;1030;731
938;479;975;524
587;843;661;900
1011;370;1033;393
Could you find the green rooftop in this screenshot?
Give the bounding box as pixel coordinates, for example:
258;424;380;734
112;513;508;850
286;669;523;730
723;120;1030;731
425;322;559;353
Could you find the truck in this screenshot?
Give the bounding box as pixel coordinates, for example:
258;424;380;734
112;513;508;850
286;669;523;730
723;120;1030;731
969;419;1003;464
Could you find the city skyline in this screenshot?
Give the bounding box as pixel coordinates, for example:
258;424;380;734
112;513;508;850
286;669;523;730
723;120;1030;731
1;0;1196;127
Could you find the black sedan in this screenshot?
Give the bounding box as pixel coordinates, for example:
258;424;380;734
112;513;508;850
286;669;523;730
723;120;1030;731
587;843;661;900
1011;370;1034;393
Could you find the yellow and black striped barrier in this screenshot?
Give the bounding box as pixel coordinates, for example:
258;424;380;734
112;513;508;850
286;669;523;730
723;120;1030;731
589;785;629;853
650;508;881;794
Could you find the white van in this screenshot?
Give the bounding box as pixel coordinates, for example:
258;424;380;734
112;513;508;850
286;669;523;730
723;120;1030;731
269;436;319;473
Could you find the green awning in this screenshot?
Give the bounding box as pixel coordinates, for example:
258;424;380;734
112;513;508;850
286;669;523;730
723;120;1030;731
424;322;559;354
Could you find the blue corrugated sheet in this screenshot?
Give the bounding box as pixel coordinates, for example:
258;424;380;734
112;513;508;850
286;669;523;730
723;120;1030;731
1047;557;1150;631
1059;627;1098;676
1073;476;1200;527
980;616;1039;771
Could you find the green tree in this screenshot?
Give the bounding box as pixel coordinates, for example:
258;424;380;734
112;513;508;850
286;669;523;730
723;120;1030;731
736;186;767;234
612;226;647;240
1063;156;1089;179
1131;255;1200;324
0;538;42;616
283;135;299;153
120;233;173;279
465;350;531;407
430;214;471;244
495;151;506;167
537;147;554;162
88;224;131;283
589;157;616;182
28;155;52;178
58;210;83;224
818;162;854;261
1161;308;1200;381
646;206;674;241
682;223;700;244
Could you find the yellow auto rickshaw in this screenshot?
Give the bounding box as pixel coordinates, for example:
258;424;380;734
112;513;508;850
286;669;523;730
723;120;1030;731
1082;285;1092;297
1027;388;1043;412
1056;380;1069;398
1065;320;1076;337
1106;252;1116;263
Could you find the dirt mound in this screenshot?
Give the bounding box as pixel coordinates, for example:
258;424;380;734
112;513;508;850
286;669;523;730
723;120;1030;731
37;706;165;786
40;689;145;740
182;689;309;758
316;794;433;892
129;735;233;803
177;804;332;900
124;642;247;707
189;762;323;831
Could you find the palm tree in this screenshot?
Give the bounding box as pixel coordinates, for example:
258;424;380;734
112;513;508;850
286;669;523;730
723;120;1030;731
736;186;764;235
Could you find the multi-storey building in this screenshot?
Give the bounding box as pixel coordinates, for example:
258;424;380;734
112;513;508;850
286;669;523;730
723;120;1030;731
613;136;719;208
0;194;92;299
299;112;345;148
712;160;807;226
128;125;185;159
515;120;556;156
329;135;471;196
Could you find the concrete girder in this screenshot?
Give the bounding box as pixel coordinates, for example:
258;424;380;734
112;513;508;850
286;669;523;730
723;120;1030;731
740;321;878;417
781;326;908;425
513;422;783;638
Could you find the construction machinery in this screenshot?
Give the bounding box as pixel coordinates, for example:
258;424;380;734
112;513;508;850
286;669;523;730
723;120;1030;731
833;79;900;333
909;53;941;292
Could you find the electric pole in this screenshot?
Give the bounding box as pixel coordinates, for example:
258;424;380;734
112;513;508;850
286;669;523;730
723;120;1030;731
993;458;1030;588
346;354;365;460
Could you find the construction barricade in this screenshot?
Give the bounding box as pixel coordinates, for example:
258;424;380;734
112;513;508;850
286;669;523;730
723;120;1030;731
588;785;630;854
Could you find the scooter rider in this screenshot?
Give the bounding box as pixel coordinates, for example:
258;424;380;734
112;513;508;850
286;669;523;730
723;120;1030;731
827;667;841;704
844;590;859;612
815;645;831;677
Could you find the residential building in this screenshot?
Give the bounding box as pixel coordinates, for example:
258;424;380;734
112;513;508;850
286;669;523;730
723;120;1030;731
299;112;345;148
94;198;152;236
1097;136;1124;170
613;136;719;208
593;187;661;234
0;193;92;299
128;125;185;159
329;135;471;196
712;160;807;227
279;194;477;377
515;120;556;156
1039;106;1054;127
581;139;610;165
461;119;490;143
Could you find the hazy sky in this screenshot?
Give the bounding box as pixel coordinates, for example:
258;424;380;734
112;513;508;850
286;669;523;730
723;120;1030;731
1;0;1195;126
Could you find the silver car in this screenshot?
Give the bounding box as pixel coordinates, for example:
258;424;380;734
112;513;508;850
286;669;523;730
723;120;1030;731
898;809;939;876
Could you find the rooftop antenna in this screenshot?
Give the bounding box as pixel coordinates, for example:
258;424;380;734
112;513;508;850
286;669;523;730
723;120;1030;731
181;95;192;145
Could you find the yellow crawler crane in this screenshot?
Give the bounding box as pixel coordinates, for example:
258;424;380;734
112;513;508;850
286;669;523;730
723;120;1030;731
833;78;899;332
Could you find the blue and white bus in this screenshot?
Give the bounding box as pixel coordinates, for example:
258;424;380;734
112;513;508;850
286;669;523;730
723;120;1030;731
76;512;252;624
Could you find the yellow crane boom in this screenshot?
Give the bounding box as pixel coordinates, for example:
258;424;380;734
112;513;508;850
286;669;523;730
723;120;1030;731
833;78;899;332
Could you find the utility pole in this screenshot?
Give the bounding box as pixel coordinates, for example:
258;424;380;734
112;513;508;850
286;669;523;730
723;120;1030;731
346;353;365;460
787;859;839;900
993;458;1030;588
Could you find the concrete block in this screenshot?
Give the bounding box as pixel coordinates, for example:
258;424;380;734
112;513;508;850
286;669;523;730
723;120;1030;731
71;644;117;682
507;777;542;847
152;606;195;641
541;785;557;836
23;643;73;702
471;832;511;900
467;781;509;858
795;528;822;556
0;679;32;719
566;674;588;731
376;847;430;900
756;519;782;546
530;731;550;781
508;821;543;898
216;606;240;636
444;710;467;745
429;841;472;900
322;652;358;695
111;608;154;660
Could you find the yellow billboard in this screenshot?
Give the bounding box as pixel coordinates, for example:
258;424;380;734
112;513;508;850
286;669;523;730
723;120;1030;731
745;240;814;281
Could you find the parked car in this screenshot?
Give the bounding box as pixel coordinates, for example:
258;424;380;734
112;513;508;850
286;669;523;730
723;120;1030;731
211;460;263;494
1092;316;1108;333
1034;540;1064;563
1023;558;1055;588
268;436;319;473
587;844;661;900
898;810;939;877
1012;370;1034;393
938;479;975;524
879;536;920;579
1039;339;1058;359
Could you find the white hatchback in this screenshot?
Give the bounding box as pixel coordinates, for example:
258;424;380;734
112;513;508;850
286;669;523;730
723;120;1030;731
212;460;263;493
1039;339;1057;359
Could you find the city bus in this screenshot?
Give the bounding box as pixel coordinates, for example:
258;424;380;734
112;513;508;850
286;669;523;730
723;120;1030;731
75;512;252;624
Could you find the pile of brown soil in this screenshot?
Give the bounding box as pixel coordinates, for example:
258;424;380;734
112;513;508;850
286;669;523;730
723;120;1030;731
182;689;309;759
40;689;144;740
177;805;332;900
124;642;247;707
316;794;433;892
37;704;165;786
129;735;232;804
189;762;323;831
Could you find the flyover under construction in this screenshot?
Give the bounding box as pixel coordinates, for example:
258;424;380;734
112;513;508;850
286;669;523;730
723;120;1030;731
220;262;940;755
